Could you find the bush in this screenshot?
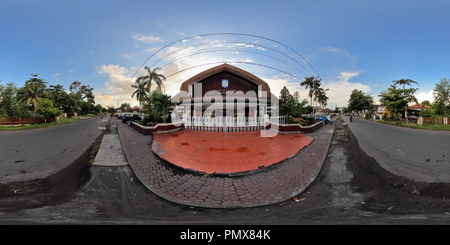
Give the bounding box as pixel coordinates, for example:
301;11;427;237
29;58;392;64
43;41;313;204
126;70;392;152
293;117;313;126
424;115;440;125
143;116;157;126
382;111;398;121
298;118;310;126
302;117;314;125
365;111;373;119
419;108;435;117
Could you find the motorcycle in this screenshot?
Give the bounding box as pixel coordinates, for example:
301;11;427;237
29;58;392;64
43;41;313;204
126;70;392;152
350;116;353;122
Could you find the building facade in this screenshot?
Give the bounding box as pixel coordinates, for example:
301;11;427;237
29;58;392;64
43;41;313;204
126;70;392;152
173;64;283;130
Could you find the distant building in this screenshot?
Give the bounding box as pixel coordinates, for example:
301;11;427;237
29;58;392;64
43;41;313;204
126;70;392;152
408;104;431;117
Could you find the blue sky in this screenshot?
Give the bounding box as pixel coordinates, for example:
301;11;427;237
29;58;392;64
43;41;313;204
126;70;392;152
1;0;449;108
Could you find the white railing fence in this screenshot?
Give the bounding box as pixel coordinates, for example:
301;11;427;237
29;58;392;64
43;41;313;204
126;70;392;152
173;115;287;131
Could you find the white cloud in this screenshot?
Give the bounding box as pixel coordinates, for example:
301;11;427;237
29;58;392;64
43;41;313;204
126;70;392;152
337;72;360;82
325;72;372;107
261;71;372;108
132;34;164;43
95;64;141;107
415;90;435;104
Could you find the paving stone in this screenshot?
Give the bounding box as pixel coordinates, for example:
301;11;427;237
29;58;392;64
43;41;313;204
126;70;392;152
117;122;333;208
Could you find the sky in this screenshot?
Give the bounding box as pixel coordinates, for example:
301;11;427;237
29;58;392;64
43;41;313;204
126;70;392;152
1;0;450;108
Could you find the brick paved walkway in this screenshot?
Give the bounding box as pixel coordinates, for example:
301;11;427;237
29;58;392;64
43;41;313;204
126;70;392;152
152;130;314;175
117;122;334;208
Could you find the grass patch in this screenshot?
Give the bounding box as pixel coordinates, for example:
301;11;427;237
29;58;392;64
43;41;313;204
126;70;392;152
79;114;98;118
0;117;85;131
88;138;103;164
331;126;338;141
377;120;450;131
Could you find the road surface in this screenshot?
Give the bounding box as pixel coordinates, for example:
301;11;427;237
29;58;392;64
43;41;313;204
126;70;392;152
0;117;106;188
343;115;450;182
3;117;450;225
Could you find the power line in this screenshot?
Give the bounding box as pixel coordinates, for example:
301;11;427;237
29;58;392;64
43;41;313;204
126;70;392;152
123;33;320;98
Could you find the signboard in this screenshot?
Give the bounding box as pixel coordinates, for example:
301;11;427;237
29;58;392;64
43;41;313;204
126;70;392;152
222;79;229;88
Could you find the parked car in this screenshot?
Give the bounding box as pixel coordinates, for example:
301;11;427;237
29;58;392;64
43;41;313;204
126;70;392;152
121;114;133;123
122;114;142;123
315;115;331;124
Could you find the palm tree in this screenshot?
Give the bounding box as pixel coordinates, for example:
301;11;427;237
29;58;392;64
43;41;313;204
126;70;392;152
300;76;315;107
301;76;323;115
151;92;173;123
142;66;166;94
316;88;329;111
311;78;324;115
18;82;41;117
131;80;147;113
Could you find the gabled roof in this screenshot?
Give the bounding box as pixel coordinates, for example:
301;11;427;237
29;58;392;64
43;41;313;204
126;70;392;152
409;104;430;109
179;63;271;96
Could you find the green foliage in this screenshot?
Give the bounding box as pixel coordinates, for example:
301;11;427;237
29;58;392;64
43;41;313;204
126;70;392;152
131;79;148;112
146;90;173;123
143;115;159;126
379;80;418;119
279;86;294;117
0;75;97;119
138;67;167;94
35;98;62;123
419;107;435;117
0;82;30;118
118;103;132;112
348;89;373;112
365;111;373;119
280;88;310;119
433;78;450;116
16;74;48;115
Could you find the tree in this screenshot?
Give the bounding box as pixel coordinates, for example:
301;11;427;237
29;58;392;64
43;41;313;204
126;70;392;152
131;79;148;113
316;87;329;111
379;83;418;120
0;82;30;118
35;98;62;123
69;81;95;114
291;91;309;117
348;89;372;113
69;81;81;94
95;104;103;114
0;82;18;117
394;79;419;120
279;86;294;119
432;77;450;116
137;67;166;95
119;103;132;112
421;100;431;106
150;90;173;123
300;76;316;107
107;105;116;114
17;74;48;117
48;84;68;110
292;91;312;118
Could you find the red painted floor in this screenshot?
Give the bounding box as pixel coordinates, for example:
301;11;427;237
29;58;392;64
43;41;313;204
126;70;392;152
152;129;314;175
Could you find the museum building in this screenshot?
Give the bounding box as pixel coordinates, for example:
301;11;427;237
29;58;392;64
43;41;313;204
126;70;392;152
173;64;282;131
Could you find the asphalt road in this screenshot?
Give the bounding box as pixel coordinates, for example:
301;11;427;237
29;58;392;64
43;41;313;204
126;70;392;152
0;117;106;184
4;117;450;225
342;115;450;182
